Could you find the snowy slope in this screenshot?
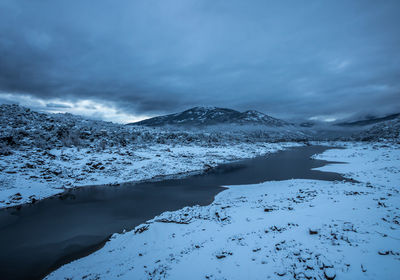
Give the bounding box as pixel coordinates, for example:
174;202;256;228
46;143;400;280
352;117;400;142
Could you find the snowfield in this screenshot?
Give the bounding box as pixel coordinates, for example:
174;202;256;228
0;142;300;208
46;142;400;280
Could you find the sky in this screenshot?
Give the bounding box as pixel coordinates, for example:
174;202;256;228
0;0;399;123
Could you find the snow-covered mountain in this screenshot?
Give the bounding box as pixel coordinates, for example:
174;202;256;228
130;107;290;127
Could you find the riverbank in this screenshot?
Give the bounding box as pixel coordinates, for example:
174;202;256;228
0;142;301;208
46;142;400;280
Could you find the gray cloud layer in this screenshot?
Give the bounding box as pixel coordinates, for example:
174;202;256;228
0;0;399;120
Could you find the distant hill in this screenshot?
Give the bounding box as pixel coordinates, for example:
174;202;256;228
337;113;400;127
353;117;400;142
129;107;290;127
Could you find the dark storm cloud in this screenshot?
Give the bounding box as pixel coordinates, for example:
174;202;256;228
0;0;399;120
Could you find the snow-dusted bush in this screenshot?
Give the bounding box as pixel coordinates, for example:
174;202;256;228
0;142;12;155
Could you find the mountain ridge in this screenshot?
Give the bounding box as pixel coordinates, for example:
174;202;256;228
336;112;400;127
129;106;290;127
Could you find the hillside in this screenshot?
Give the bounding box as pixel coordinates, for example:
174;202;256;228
353;117;400;142
130;107;290;127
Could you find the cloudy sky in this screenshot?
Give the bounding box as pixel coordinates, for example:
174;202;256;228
0;0;399;123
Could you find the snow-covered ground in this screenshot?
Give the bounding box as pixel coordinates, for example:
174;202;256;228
0;142;300;208
46;142;400;280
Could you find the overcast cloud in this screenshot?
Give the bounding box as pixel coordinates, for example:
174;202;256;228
0;0;399;122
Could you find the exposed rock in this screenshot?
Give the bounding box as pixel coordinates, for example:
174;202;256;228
134;225;149;234
378;250;390;255
324;268;336;280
